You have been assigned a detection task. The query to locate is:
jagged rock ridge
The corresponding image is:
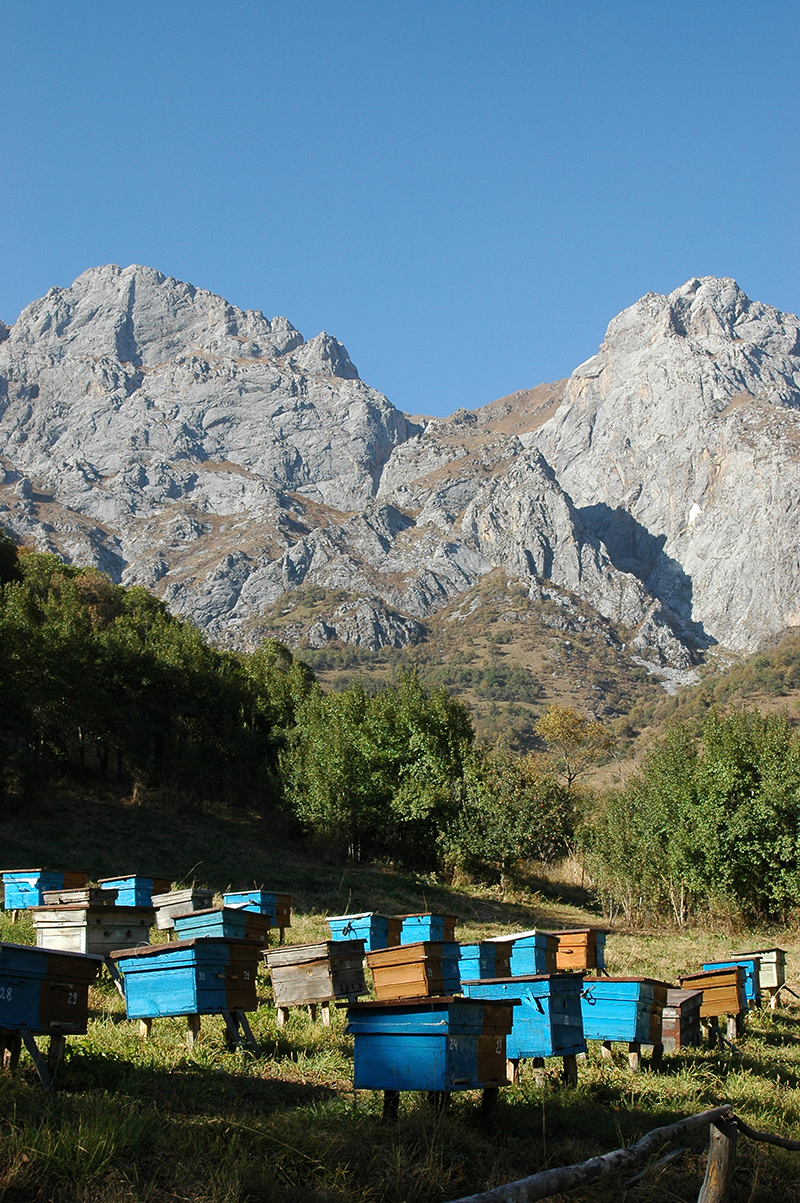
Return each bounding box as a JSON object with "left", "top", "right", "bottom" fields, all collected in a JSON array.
[{"left": 1, "top": 266, "right": 798, "bottom": 673}]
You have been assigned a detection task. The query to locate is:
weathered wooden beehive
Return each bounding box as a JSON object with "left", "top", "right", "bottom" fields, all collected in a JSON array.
[
  {"left": 485, "top": 930, "right": 558, "bottom": 976},
  {"left": 2, "top": 870, "right": 87, "bottom": 910},
  {"left": 97, "top": 875, "right": 172, "bottom": 907},
  {"left": 111, "top": 938, "right": 260, "bottom": 1018},
  {"left": 32, "top": 903, "right": 155, "bottom": 956},
  {"left": 223, "top": 890, "right": 292, "bottom": 940},
  {"left": 151, "top": 887, "right": 214, "bottom": 931},
  {"left": 396, "top": 914, "right": 457, "bottom": 944},
  {"left": 462, "top": 974, "right": 586, "bottom": 1082},
  {"left": 173, "top": 906, "right": 271, "bottom": 946},
  {"left": 458, "top": 941, "right": 512, "bottom": 983},
  {"left": 545, "top": 927, "right": 607, "bottom": 972},
  {"left": 326, "top": 911, "right": 402, "bottom": 951},
  {"left": 42, "top": 887, "right": 118, "bottom": 907},
  {"left": 580, "top": 977, "right": 669, "bottom": 1069},
  {"left": 679, "top": 966, "right": 746, "bottom": 1020},
  {"left": 345, "top": 997, "right": 514, "bottom": 1094},
  {"left": 266, "top": 939, "right": 367, "bottom": 1024},
  {"left": 367, "top": 941, "right": 460, "bottom": 1001},
  {"left": 661, "top": 988, "right": 703, "bottom": 1050},
  {"left": 730, "top": 947, "right": 786, "bottom": 1006},
  {"left": 0, "top": 941, "right": 102, "bottom": 1087},
  {"left": 703, "top": 957, "right": 760, "bottom": 1007}
]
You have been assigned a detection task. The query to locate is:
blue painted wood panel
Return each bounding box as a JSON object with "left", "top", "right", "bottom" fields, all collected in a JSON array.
[
  {"left": 3, "top": 871, "right": 66, "bottom": 909},
  {"left": 398, "top": 915, "right": 456, "bottom": 943},
  {"left": 0, "top": 942, "right": 101, "bottom": 1032},
  {"left": 112, "top": 939, "right": 259, "bottom": 1018},
  {"left": 463, "top": 976, "right": 586, "bottom": 1058},
  {"left": 327, "top": 912, "right": 398, "bottom": 951},
  {"left": 703, "top": 959, "right": 760, "bottom": 1006},
  {"left": 580, "top": 979, "right": 665, "bottom": 1043}
]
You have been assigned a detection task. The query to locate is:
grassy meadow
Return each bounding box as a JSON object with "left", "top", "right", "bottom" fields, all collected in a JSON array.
[{"left": 1, "top": 792, "right": 800, "bottom": 1202}]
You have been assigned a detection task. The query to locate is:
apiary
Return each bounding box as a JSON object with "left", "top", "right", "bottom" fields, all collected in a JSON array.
[
  {"left": 367, "top": 941, "right": 460, "bottom": 1001},
  {"left": 32, "top": 903, "right": 155, "bottom": 956},
  {"left": 222, "top": 890, "right": 292, "bottom": 938},
  {"left": 345, "top": 996, "right": 514, "bottom": 1094},
  {"left": 545, "top": 927, "right": 607, "bottom": 972},
  {"left": 173, "top": 906, "right": 272, "bottom": 946},
  {"left": 266, "top": 939, "right": 367, "bottom": 1023},
  {"left": 151, "top": 887, "right": 214, "bottom": 931},
  {"left": 731, "top": 947, "right": 786, "bottom": 1005},
  {"left": 679, "top": 966, "right": 746, "bottom": 1019},
  {"left": 326, "top": 911, "right": 402, "bottom": 951},
  {"left": 661, "top": 988, "right": 703, "bottom": 1050},
  {"left": 462, "top": 974, "right": 586, "bottom": 1081},
  {"left": 110, "top": 937, "right": 260, "bottom": 1017},
  {"left": 2, "top": 870, "right": 87, "bottom": 910},
  {"left": 580, "top": 977, "right": 668, "bottom": 1045},
  {"left": 485, "top": 930, "right": 558, "bottom": 976},
  {"left": 397, "top": 913, "right": 457, "bottom": 944},
  {"left": 98, "top": 875, "right": 171, "bottom": 908},
  {"left": 703, "top": 957, "right": 761, "bottom": 1007},
  {"left": 458, "top": 941, "right": 512, "bottom": 983}
]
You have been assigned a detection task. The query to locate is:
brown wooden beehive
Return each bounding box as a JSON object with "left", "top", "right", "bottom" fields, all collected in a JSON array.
[
  {"left": 545, "top": 927, "right": 608, "bottom": 972},
  {"left": 367, "top": 941, "right": 458, "bottom": 1001},
  {"left": 679, "top": 966, "right": 746, "bottom": 1017},
  {"left": 661, "top": 988, "right": 703, "bottom": 1050},
  {"left": 266, "top": 940, "right": 367, "bottom": 1008}
]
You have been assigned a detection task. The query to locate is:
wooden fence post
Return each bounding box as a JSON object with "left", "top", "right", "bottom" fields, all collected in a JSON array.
[{"left": 697, "top": 1118, "right": 738, "bottom": 1203}]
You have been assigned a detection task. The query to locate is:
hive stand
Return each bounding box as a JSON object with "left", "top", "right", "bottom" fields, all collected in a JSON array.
[
  {"left": 599, "top": 1040, "right": 664, "bottom": 1072},
  {"left": 506, "top": 1053, "right": 579, "bottom": 1086},
  {"left": 381, "top": 1086, "right": 500, "bottom": 1120},
  {"left": 0, "top": 1029, "right": 67, "bottom": 1090},
  {"left": 138, "top": 1009, "right": 259, "bottom": 1053}
]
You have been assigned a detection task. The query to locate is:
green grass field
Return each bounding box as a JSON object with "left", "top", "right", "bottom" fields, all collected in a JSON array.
[{"left": 1, "top": 793, "right": 799, "bottom": 1202}]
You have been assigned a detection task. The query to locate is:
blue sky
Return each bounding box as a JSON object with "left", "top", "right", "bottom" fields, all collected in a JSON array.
[{"left": 2, "top": 1, "right": 798, "bottom": 416}]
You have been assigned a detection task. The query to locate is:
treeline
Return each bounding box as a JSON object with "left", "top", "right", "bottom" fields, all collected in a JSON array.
[
  {"left": 0, "top": 536, "right": 571, "bottom": 876},
  {"left": 583, "top": 709, "right": 800, "bottom": 925}
]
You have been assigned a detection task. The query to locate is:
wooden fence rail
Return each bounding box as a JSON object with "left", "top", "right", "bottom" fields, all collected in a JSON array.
[{"left": 445, "top": 1103, "right": 800, "bottom": 1203}]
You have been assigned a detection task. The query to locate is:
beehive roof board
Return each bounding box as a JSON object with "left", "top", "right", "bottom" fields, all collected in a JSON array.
[
  {"left": 222, "top": 891, "right": 292, "bottom": 926},
  {"left": 580, "top": 977, "right": 670, "bottom": 1044},
  {"left": 703, "top": 958, "right": 761, "bottom": 1006},
  {"left": 463, "top": 974, "right": 587, "bottom": 1059},
  {"left": 367, "top": 941, "right": 460, "bottom": 1001},
  {"left": 346, "top": 997, "right": 515, "bottom": 1092},
  {"left": 266, "top": 940, "right": 367, "bottom": 1006},
  {"left": 110, "top": 938, "right": 261, "bottom": 1018},
  {"left": 151, "top": 888, "right": 215, "bottom": 931},
  {"left": 679, "top": 966, "right": 747, "bottom": 1017},
  {"left": 42, "top": 887, "right": 118, "bottom": 907},
  {"left": 0, "top": 942, "right": 102, "bottom": 1033}
]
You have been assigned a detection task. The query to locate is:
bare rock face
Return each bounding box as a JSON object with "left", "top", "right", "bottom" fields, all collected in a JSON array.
[
  {"left": 534, "top": 277, "right": 800, "bottom": 650},
  {"left": 2, "top": 266, "right": 799, "bottom": 673}
]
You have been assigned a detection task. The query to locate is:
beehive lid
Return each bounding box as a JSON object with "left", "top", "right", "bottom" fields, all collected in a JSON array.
[
  {"left": 267, "top": 940, "right": 364, "bottom": 967},
  {"left": 1, "top": 940, "right": 103, "bottom": 964},
  {"left": 109, "top": 936, "right": 260, "bottom": 959},
  {"left": 367, "top": 941, "right": 444, "bottom": 967}
]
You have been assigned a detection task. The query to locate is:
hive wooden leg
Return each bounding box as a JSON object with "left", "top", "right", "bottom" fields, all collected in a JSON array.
[
  {"left": 235, "top": 1009, "right": 260, "bottom": 1054},
  {"left": 279, "top": 927, "right": 286, "bottom": 945},
  {"left": 650, "top": 1042, "right": 664, "bottom": 1071},
  {"left": 321, "top": 1001, "right": 331, "bottom": 1027},
  {"left": 532, "top": 1056, "right": 546, "bottom": 1086},
  {"left": 383, "top": 1090, "right": 400, "bottom": 1120},
  {"left": 506, "top": 1057, "right": 519, "bottom": 1084},
  {"left": 727, "top": 1014, "right": 739, "bottom": 1042},
  {"left": 481, "top": 1086, "right": 499, "bottom": 1120},
  {"left": 276, "top": 1006, "right": 289, "bottom": 1027},
  {"left": 308, "top": 1003, "right": 317, "bottom": 1022},
  {"left": 186, "top": 1014, "right": 202, "bottom": 1048},
  {"left": 562, "top": 1054, "right": 578, "bottom": 1086},
  {"left": 601, "top": 1040, "right": 614, "bottom": 1060},
  {"left": 707, "top": 1017, "right": 720, "bottom": 1048},
  {"left": 628, "top": 1042, "right": 641, "bottom": 1072},
  {"left": 47, "top": 1034, "right": 66, "bottom": 1081},
  {"left": 138, "top": 1019, "right": 152, "bottom": 1040}
]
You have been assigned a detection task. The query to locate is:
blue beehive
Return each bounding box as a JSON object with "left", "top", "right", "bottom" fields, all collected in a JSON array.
[
  {"left": 486, "top": 930, "right": 558, "bottom": 976},
  {"left": 441, "top": 942, "right": 461, "bottom": 994},
  {"left": 458, "top": 942, "right": 510, "bottom": 983},
  {"left": 326, "top": 912, "right": 402, "bottom": 951},
  {"left": 2, "top": 870, "right": 87, "bottom": 910},
  {"left": 398, "top": 914, "right": 456, "bottom": 944},
  {"left": 463, "top": 975, "right": 586, "bottom": 1059},
  {"left": 346, "top": 997, "right": 514, "bottom": 1091},
  {"left": 580, "top": 978, "right": 669, "bottom": 1044},
  {"left": 173, "top": 907, "right": 271, "bottom": 945},
  {"left": 223, "top": 890, "right": 292, "bottom": 932},
  {"left": 98, "top": 875, "right": 171, "bottom": 907},
  {"left": 703, "top": 958, "right": 761, "bottom": 1007},
  {"left": 0, "top": 942, "right": 102, "bottom": 1032},
  {"left": 110, "top": 938, "right": 261, "bottom": 1019}
]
